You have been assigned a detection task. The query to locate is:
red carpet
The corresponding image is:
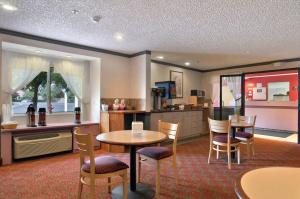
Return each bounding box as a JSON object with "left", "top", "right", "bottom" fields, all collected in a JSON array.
[{"left": 1, "top": 136, "right": 300, "bottom": 199}]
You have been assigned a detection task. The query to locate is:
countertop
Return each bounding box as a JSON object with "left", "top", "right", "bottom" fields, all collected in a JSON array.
[
  {"left": 1, "top": 121, "right": 99, "bottom": 133},
  {"left": 101, "top": 110, "right": 146, "bottom": 114},
  {"left": 151, "top": 108, "right": 208, "bottom": 113}
]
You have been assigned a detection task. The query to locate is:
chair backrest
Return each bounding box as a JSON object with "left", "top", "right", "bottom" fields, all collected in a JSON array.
[
  {"left": 74, "top": 127, "right": 96, "bottom": 174},
  {"left": 158, "top": 120, "right": 179, "bottom": 153},
  {"left": 229, "top": 115, "right": 256, "bottom": 133},
  {"left": 208, "top": 118, "right": 231, "bottom": 144}
]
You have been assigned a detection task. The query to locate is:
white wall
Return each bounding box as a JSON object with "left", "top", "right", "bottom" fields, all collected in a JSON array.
[
  {"left": 0, "top": 33, "right": 132, "bottom": 124},
  {"left": 151, "top": 62, "right": 202, "bottom": 104}
]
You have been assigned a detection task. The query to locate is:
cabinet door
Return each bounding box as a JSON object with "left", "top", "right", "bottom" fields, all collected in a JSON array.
[
  {"left": 109, "top": 113, "right": 124, "bottom": 131},
  {"left": 150, "top": 113, "right": 162, "bottom": 131}
]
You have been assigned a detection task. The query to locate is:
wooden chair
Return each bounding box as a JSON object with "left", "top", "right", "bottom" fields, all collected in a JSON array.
[
  {"left": 74, "top": 127, "right": 128, "bottom": 199},
  {"left": 229, "top": 115, "right": 256, "bottom": 158},
  {"left": 208, "top": 118, "right": 241, "bottom": 169},
  {"left": 137, "top": 120, "right": 179, "bottom": 195}
]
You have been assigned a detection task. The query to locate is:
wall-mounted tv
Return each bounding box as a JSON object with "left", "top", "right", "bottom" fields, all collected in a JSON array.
[{"left": 155, "top": 81, "right": 176, "bottom": 99}]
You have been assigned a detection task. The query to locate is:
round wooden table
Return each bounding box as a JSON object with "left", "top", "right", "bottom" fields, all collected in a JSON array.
[
  {"left": 235, "top": 167, "right": 300, "bottom": 199},
  {"left": 96, "top": 130, "right": 167, "bottom": 199}
]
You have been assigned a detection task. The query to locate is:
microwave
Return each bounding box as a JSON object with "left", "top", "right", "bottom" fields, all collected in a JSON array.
[{"left": 191, "top": 90, "right": 205, "bottom": 97}]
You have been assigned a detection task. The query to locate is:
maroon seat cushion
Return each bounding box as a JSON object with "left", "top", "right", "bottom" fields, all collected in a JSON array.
[
  {"left": 82, "top": 156, "right": 128, "bottom": 174},
  {"left": 236, "top": 131, "right": 253, "bottom": 139},
  {"left": 137, "top": 146, "right": 173, "bottom": 160},
  {"left": 213, "top": 135, "right": 240, "bottom": 144}
]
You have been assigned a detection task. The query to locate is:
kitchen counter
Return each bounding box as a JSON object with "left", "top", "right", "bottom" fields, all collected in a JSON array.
[
  {"left": 102, "top": 110, "right": 146, "bottom": 114},
  {"left": 151, "top": 108, "right": 208, "bottom": 113}
]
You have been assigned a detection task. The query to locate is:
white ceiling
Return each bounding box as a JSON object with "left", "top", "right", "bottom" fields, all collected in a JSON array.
[{"left": 0, "top": 0, "right": 300, "bottom": 69}]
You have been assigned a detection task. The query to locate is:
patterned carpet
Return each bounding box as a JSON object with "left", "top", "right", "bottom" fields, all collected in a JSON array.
[{"left": 1, "top": 135, "right": 300, "bottom": 199}]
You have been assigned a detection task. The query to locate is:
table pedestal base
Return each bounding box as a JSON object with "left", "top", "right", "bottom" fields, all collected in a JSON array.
[{"left": 112, "top": 183, "right": 155, "bottom": 199}]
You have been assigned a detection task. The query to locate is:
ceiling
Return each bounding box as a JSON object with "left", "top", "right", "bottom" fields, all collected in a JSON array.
[{"left": 0, "top": 0, "right": 300, "bottom": 69}]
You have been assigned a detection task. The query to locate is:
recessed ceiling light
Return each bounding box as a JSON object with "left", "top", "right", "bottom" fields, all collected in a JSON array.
[
  {"left": 71, "top": 9, "right": 79, "bottom": 14},
  {"left": 91, "top": 15, "right": 102, "bottom": 23},
  {"left": 157, "top": 56, "right": 164, "bottom": 60},
  {"left": 66, "top": 55, "right": 72, "bottom": 58},
  {"left": 35, "top": 50, "right": 41, "bottom": 53},
  {"left": 2, "top": 3, "right": 18, "bottom": 11},
  {"left": 184, "top": 62, "right": 191, "bottom": 66},
  {"left": 114, "top": 32, "right": 124, "bottom": 41}
]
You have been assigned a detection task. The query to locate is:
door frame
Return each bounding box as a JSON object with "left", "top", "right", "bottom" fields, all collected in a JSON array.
[{"left": 219, "top": 74, "right": 245, "bottom": 120}]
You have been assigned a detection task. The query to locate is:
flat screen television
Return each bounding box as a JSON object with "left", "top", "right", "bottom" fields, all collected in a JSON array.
[{"left": 155, "top": 81, "right": 176, "bottom": 99}]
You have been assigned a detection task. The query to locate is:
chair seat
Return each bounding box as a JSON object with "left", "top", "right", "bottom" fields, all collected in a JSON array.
[
  {"left": 82, "top": 156, "right": 129, "bottom": 174},
  {"left": 236, "top": 131, "right": 253, "bottom": 139},
  {"left": 137, "top": 146, "right": 173, "bottom": 160},
  {"left": 213, "top": 135, "right": 240, "bottom": 144}
]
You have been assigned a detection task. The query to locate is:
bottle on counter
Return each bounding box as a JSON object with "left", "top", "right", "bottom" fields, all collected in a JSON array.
[
  {"left": 26, "top": 104, "right": 36, "bottom": 127},
  {"left": 74, "top": 107, "right": 81, "bottom": 124},
  {"left": 38, "top": 108, "right": 47, "bottom": 126}
]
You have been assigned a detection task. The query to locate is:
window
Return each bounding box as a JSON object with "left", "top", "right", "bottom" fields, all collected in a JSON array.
[{"left": 12, "top": 67, "right": 78, "bottom": 114}]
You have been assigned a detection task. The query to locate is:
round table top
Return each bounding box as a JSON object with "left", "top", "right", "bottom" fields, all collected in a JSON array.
[
  {"left": 231, "top": 121, "right": 253, "bottom": 128},
  {"left": 235, "top": 167, "right": 300, "bottom": 199},
  {"left": 96, "top": 130, "right": 167, "bottom": 146}
]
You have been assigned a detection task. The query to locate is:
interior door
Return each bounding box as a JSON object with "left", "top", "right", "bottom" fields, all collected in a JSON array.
[{"left": 220, "top": 74, "right": 245, "bottom": 120}]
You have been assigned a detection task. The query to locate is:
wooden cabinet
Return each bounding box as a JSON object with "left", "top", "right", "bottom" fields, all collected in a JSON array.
[
  {"left": 100, "top": 111, "right": 146, "bottom": 152},
  {"left": 150, "top": 110, "right": 208, "bottom": 140}
]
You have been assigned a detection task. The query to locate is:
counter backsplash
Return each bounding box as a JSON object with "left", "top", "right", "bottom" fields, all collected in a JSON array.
[{"left": 100, "top": 98, "right": 145, "bottom": 110}]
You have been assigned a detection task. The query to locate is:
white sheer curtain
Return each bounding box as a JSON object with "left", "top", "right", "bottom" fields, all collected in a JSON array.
[
  {"left": 1, "top": 51, "right": 49, "bottom": 103},
  {"left": 53, "top": 60, "right": 90, "bottom": 104}
]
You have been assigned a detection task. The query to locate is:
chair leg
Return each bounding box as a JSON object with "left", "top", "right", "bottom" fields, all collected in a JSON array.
[
  {"left": 138, "top": 154, "right": 141, "bottom": 183},
  {"left": 172, "top": 155, "right": 179, "bottom": 184},
  {"left": 77, "top": 176, "right": 83, "bottom": 199},
  {"left": 156, "top": 160, "right": 161, "bottom": 195},
  {"left": 227, "top": 146, "right": 231, "bottom": 170},
  {"left": 247, "top": 141, "right": 251, "bottom": 159},
  {"left": 90, "top": 178, "right": 96, "bottom": 199},
  {"left": 208, "top": 142, "right": 213, "bottom": 164},
  {"left": 108, "top": 177, "right": 111, "bottom": 193},
  {"left": 237, "top": 146, "right": 240, "bottom": 165},
  {"left": 216, "top": 145, "right": 219, "bottom": 159},
  {"left": 251, "top": 141, "right": 255, "bottom": 157},
  {"left": 122, "top": 171, "right": 128, "bottom": 199}
]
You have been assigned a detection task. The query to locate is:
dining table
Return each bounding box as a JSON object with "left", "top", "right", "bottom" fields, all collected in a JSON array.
[
  {"left": 235, "top": 167, "right": 300, "bottom": 199},
  {"left": 96, "top": 130, "right": 167, "bottom": 199}
]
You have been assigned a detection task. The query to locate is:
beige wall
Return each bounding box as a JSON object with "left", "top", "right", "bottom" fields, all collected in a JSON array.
[{"left": 151, "top": 62, "right": 202, "bottom": 104}]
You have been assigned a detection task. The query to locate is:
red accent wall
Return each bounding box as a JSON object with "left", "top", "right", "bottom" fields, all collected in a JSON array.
[{"left": 245, "top": 70, "right": 298, "bottom": 101}]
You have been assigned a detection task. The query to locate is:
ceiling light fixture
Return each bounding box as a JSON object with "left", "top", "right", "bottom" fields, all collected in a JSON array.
[
  {"left": 157, "top": 56, "right": 164, "bottom": 60},
  {"left": 66, "top": 55, "right": 72, "bottom": 58},
  {"left": 114, "top": 32, "right": 124, "bottom": 41},
  {"left": 184, "top": 62, "right": 191, "bottom": 66},
  {"left": 35, "top": 50, "right": 41, "bottom": 53},
  {"left": 91, "top": 15, "right": 102, "bottom": 23},
  {"left": 2, "top": 3, "right": 18, "bottom": 11},
  {"left": 71, "top": 9, "right": 79, "bottom": 14}
]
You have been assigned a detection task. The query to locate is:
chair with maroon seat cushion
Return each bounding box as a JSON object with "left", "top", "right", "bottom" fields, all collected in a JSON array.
[
  {"left": 137, "top": 120, "right": 179, "bottom": 195},
  {"left": 229, "top": 115, "right": 256, "bottom": 158},
  {"left": 74, "top": 128, "right": 128, "bottom": 199},
  {"left": 208, "top": 118, "right": 241, "bottom": 169}
]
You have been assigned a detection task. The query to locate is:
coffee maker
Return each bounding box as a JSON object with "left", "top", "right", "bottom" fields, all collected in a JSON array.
[{"left": 151, "top": 88, "right": 164, "bottom": 110}]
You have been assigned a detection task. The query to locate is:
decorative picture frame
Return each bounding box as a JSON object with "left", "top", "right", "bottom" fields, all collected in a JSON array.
[{"left": 170, "top": 70, "right": 183, "bottom": 98}]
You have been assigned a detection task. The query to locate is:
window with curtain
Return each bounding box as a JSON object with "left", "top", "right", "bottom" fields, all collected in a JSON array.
[
  {"left": 2, "top": 51, "right": 90, "bottom": 115},
  {"left": 12, "top": 67, "right": 78, "bottom": 114}
]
